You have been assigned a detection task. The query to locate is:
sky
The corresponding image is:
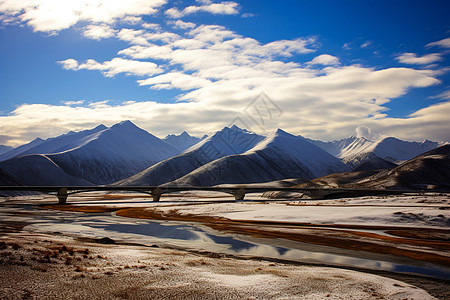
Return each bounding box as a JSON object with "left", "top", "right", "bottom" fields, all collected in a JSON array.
[{"left": 0, "top": 0, "right": 449, "bottom": 147}]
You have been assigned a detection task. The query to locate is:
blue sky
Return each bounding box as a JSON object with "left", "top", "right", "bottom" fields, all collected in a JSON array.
[{"left": 0, "top": 0, "right": 449, "bottom": 146}]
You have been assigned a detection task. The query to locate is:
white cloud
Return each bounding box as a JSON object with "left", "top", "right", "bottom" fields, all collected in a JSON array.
[
  {"left": 63, "top": 100, "right": 85, "bottom": 106},
  {"left": 121, "top": 16, "right": 143, "bottom": 25},
  {"left": 138, "top": 72, "right": 212, "bottom": 90},
  {"left": 82, "top": 24, "right": 117, "bottom": 40},
  {"left": 241, "top": 13, "right": 255, "bottom": 18},
  {"left": 0, "top": 0, "right": 167, "bottom": 32},
  {"left": 59, "top": 58, "right": 163, "bottom": 77},
  {"left": 431, "top": 89, "right": 450, "bottom": 100},
  {"left": 142, "top": 23, "right": 161, "bottom": 30},
  {"left": 117, "top": 28, "right": 180, "bottom": 46},
  {"left": 169, "top": 20, "right": 196, "bottom": 30},
  {"left": 1, "top": 2, "right": 448, "bottom": 145},
  {"left": 165, "top": 1, "right": 239, "bottom": 18},
  {"left": 59, "top": 58, "right": 79, "bottom": 70},
  {"left": 396, "top": 52, "right": 443, "bottom": 65},
  {"left": 361, "top": 41, "right": 372, "bottom": 48},
  {"left": 308, "top": 54, "right": 340, "bottom": 66},
  {"left": 426, "top": 37, "right": 450, "bottom": 48}
]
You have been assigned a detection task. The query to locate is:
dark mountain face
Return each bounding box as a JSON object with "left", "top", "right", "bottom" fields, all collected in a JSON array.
[
  {"left": 353, "top": 157, "right": 397, "bottom": 171},
  {"left": 290, "top": 144, "right": 450, "bottom": 191},
  {"left": 0, "top": 168, "right": 22, "bottom": 186},
  {"left": 362, "top": 144, "right": 450, "bottom": 190}
]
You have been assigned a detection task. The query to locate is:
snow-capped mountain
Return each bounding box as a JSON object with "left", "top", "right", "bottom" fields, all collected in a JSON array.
[
  {"left": 163, "top": 131, "right": 201, "bottom": 153},
  {"left": 0, "top": 145, "right": 13, "bottom": 156},
  {"left": 342, "top": 137, "right": 440, "bottom": 168},
  {"left": 355, "top": 144, "right": 450, "bottom": 190},
  {"left": 308, "top": 136, "right": 374, "bottom": 159},
  {"left": 0, "top": 138, "right": 45, "bottom": 161},
  {"left": 0, "top": 125, "right": 107, "bottom": 161},
  {"left": 0, "top": 121, "right": 179, "bottom": 185},
  {"left": 310, "top": 136, "right": 440, "bottom": 169},
  {"left": 118, "top": 125, "right": 265, "bottom": 186},
  {"left": 170, "top": 129, "right": 350, "bottom": 186}
]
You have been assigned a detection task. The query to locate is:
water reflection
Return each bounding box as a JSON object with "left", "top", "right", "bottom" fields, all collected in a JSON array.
[{"left": 10, "top": 208, "right": 450, "bottom": 280}]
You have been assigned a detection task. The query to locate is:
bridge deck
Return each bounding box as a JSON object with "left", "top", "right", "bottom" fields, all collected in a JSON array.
[{"left": 0, "top": 185, "right": 425, "bottom": 204}]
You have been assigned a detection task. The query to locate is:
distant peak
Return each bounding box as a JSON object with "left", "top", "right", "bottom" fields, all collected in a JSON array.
[
  {"left": 180, "top": 131, "right": 190, "bottom": 137},
  {"left": 119, "top": 120, "right": 134, "bottom": 126},
  {"left": 380, "top": 136, "right": 399, "bottom": 142},
  {"left": 94, "top": 124, "right": 107, "bottom": 131},
  {"left": 274, "top": 128, "right": 292, "bottom": 136},
  {"left": 110, "top": 120, "right": 137, "bottom": 129}
]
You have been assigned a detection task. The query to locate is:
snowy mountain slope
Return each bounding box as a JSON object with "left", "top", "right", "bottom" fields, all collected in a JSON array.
[
  {"left": 170, "top": 129, "right": 350, "bottom": 186},
  {"left": 163, "top": 131, "right": 201, "bottom": 153},
  {"left": 45, "top": 121, "right": 179, "bottom": 184},
  {"left": 0, "top": 145, "right": 13, "bottom": 156},
  {"left": 0, "top": 125, "right": 107, "bottom": 161},
  {"left": 118, "top": 125, "right": 264, "bottom": 186},
  {"left": 0, "top": 138, "right": 45, "bottom": 161},
  {"left": 308, "top": 136, "right": 374, "bottom": 159},
  {"left": 310, "top": 136, "right": 440, "bottom": 169},
  {"left": 343, "top": 137, "right": 440, "bottom": 168},
  {"left": 0, "top": 121, "right": 179, "bottom": 185},
  {"left": 0, "top": 154, "right": 93, "bottom": 186}
]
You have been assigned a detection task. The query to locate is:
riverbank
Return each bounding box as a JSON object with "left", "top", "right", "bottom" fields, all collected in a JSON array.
[
  {"left": 1, "top": 193, "right": 449, "bottom": 298},
  {"left": 0, "top": 230, "right": 443, "bottom": 299}
]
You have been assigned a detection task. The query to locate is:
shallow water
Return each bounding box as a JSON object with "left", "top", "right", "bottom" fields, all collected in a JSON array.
[{"left": 4, "top": 205, "right": 449, "bottom": 280}]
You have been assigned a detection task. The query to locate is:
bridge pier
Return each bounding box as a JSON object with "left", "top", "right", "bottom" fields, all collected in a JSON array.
[
  {"left": 151, "top": 187, "right": 162, "bottom": 202},
  {"left": 57, "top": 188, "right": 68, "bottom": 204},
  {"left": 306, "top": 189, "right": 326, "bottom": 200},
  {"left": 233, "top": 188, "right": 246, "bottom": 201}
]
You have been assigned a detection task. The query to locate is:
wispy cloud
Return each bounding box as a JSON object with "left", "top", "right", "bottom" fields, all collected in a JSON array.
[
  {"left": 396, "top": 52, "right": 443, "bottom": 65},
  {"left": 426, "top": 37, "right": 450, "bottom": 48},
  {"left": 63, "top": 100, "right": 85, "bottom": 106},
  {"left": 165, "top": 1, "right": 239, "bottom": 18},
  {"left": 360, "top": 41, "right": 372, "bottom": 48},
  {"left": 82, "top": 24, "right": 117, "bottom": 40},
  {"left": 59, "top": 58, "right": 163, "bottom": 77}
]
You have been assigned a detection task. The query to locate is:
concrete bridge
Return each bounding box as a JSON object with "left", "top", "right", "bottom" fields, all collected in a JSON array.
[{"left": 0, "top": 185, "right": 422, "bottom": 204}]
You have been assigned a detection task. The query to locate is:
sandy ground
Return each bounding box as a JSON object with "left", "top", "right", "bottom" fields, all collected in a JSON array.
[
  {"left": 1, "top": 193, "right": 450, "bottom": 299},
  {"left": 0, "top": 231, "right": 442, "bottom": 300}
]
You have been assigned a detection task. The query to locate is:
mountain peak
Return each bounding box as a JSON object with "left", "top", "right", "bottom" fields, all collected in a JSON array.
[
  {"left": 94, "top": 124, "right": 107, "bottom": 131},
  {"left": 180, "top": 131, "right": 190, "bottom": 137},
  {"left": 110, "top": 120, "right": 139, "bottom": 131}
]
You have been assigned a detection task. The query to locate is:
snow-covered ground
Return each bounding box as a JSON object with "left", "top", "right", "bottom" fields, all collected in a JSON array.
[
  {"left": 143, "top": 194, "right": 450, "bottom": 228},
  {"left": 0, "top": 232, "right": 437, "bottom": 300}
]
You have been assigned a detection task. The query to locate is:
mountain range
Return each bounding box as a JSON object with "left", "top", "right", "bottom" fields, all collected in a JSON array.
[
  {"left": 163, "top": 131, "right": 202, "bottom": 153},
  {"left": 287, "top": 144, "right": 450, "bottom": 192},
  {"left": 118, "top": 125, "right": 265, "bottom": 186},
  {"left": 0, "top": 121, "right": 445, "bottom": 187},
  {"left": 170, "top": 129, "right": 348, "bottom": 186},
  {"left": 309, "top": 136, "right": 441, "bottom": 168},
  {"left": 0, "top": 121, "right": 178, "bottom": 185}
]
